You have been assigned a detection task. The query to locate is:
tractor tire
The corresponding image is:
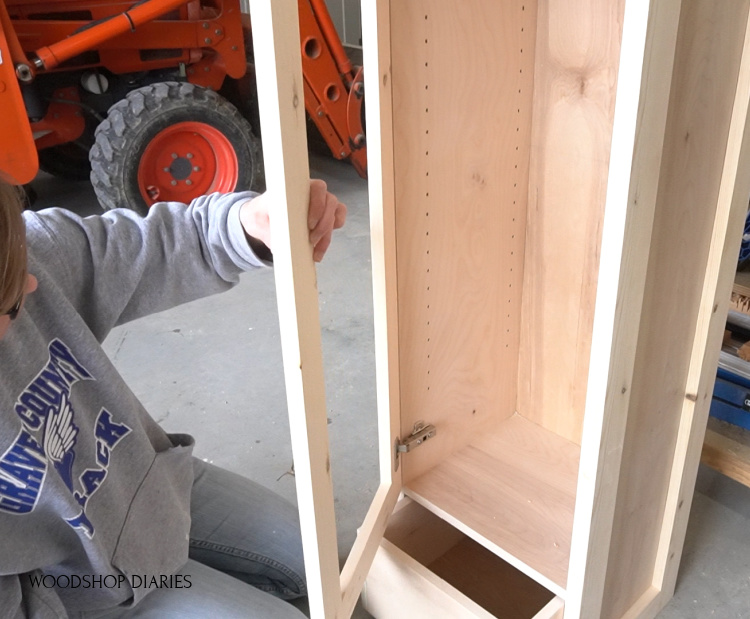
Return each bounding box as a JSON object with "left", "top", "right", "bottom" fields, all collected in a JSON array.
[
  {"left": 90, "top": 82, "right": 263, "bottom": 214},
  {"left": 38, "top": 141, "right": 92, "bottom": 182}
]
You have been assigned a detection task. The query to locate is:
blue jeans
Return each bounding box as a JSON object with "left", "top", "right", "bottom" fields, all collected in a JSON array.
[{"left": 85, "top": 458, "right": 307, "bottom": 618}]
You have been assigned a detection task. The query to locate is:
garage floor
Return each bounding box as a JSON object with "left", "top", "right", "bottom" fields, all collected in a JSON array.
[{"left": 29, "top": 153, "right": 750, "bottom": 617}]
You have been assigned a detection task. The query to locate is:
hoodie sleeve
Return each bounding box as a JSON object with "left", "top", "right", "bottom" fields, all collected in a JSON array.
[
  {"left": 23, "top": 192, "right": 268, "bottom": 341},
  {"left": 1, "top": 572, "right": 68, "bottom": 619}
]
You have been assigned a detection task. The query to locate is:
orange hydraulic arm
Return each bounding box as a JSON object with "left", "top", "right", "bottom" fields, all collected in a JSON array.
[
  {"left": 298, "top": 0, "right": 366, "bottom": 178},
  {"left": 32, "top": 0, "right": 193, "bottom": 71},
  {"left": 308, "top": 0, "right": 352, "bottom": 78}
]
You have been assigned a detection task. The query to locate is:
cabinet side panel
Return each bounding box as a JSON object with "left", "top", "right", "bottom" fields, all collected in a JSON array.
[
  {"left": 518, "top": 0, "right": 625, "bottom": 444},
  {"left": 602, "top": 3, "right": 750, "bottom": 616},
  {"left": 390, "top": 0, "right": 536, "bottom": 483}
]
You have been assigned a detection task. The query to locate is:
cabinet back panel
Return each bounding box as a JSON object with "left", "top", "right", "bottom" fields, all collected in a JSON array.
[
  {"left": 518, "top": 0, "right": 626, "bottom": 444},
  {"left": 602, "top": 2, "right": 750, "bottom": 615},
  {"left": 390, "top": 0, "right": 536, "bottom": 483}
]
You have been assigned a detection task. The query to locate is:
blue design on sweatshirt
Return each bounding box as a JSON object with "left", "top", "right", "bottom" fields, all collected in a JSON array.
[
  {"left": 65, "top": 409, "right": 131, "bottom": 538},
  {"left": 0, "top": 430, "right": 47, "bottom": 514},
  {"left": 0, "top": 339, "right": 132, "bottom": 539},
  {"left": 43, "top": 391, "right": 79, "bottom": 491}
]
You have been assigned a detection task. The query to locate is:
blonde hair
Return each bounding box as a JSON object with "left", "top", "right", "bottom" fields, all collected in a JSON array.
[{"left": 0, "top": 181, "right": 27, "bottom": 314}]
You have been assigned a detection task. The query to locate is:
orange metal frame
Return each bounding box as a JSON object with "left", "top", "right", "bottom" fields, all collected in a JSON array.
[
  {"left": 0, "top": 0, "right": 366, "bottom": 186},
  {"left": 8, "top": 0, "right": 246, "bottom": 86},
  {"left": 298, "top": 0, "right": 366, "bottom": 177},
  {"left": 0, "top": 9, "right": 37, "bottom": 184}
]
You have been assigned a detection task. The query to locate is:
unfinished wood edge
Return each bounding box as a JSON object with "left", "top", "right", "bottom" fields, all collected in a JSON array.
[
  {"left": 535, "top": 596, "right": 565, "bottom": 619},
  {"left": 361, "top": 0, "right": 402, "bottom": 491},
  {"left": 701, "top": 429, "right": 750, "bottom": 488},
  {"left": 617, "top": 586, "right": 667, "bottom": 619},
  {"left": 339, "top": 483, "right": 401, "bottom": 618},
  {"left": 248, "top": 1, "right": 340, "bottom": 617},
  {"left": 565, "top": 2, "right": 682, "bottom": 617},
  {"left": 364, "top": 538, "right": 498, "bottom": 619},
  {"left": 402, "top": 489, "right": 566, "bottom": 599},
  {"left": 730, "top": 272, "right": 750, "bottom": 314},
  {"left": 652, "top": 5, "right": 750, "bottom": 598}
]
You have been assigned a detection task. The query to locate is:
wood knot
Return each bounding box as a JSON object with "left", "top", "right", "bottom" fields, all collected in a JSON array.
[
  {"left": 685, "top": 393, "right": 698, "bottom": 402},
  {"left": 471, "top": 172, "right": 486, "bottom": 187}
]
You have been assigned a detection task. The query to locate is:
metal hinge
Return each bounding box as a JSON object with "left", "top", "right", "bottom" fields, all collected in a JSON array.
[{"left": 394, "top": 421, "right": 436, "bottom": 471}]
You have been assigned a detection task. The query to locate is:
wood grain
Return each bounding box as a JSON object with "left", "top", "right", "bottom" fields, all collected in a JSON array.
[
  {"left": 602, "top": 3, "right": 750, "bottom": 616},
  {"left": 564, "top": 1, "right": 681, "bottom": 616},
  {"left": 248, "top": 1, "right": 339, "bottom": 616},
  {"left": 518, "top": 0, "right": 625, "bottom": 444},
  {"left": 361, "top": 0, "right": 403, "bottom": 487},
  {"left": 336, "top": 1, "right": 405, "bottom": 614},
  {"left": 429, "top": 539, "right": 555, "bottom": 618},
  {"left": 363, "top": 538, "right": 498, "bottom": 619},
  {"left": 405, "top": 415, "right": 579, "bottom": 595},
  {"left": 365, "top": 498, "right": 560, "bottom": 618},
  {"left": 653, "top": 6, "right": 750, "bottom": 603},
  {"left": 702, "top": 428, "right": 750, "bottom": 488},
  {"left": 730, "top": 271, "right": 750, "bottom": 315},
  {"left": 389, "top": 0, "right": 537, "bottom": 484}
]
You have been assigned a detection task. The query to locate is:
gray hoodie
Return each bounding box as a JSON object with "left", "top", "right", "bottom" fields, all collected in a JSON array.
[{"left": 0, "top": 192, "right": 264, "bottom": 617}]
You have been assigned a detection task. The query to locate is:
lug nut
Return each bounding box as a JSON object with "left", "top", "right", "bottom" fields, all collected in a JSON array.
[
  {"left": 186, "top": 180, "right": 193, "bottom": 186},
  {"left": 171, "top": 180, "right": 177, "bottom": 186},
  {"left": 193, "top": 166, "right": 200, "bottom": 171},
  {"left": 171, "top": 153, "right": 178, "bottom": 159},
  {"left": 186, "top": 153, "right": 194, "bottom": 159}
]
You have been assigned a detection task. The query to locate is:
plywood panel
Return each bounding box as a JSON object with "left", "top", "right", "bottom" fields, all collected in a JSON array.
[
  {"left": 429, "top": 539, "right": 555, "bottom": 618},
  {"left": 601, "top": 3, "right": 750, "bottom": 616},
  {"left": 564, "top": 1, "right": 682, "bottom": 615},
  {"left": 702, "top": 427, "right": 750, "bottom": 489},
  {"left": 390, "top": 0, "right": 537, "bottom": 483},
  {"left": 370, "top": 498, "right": 557, "bottom": 618},
  {"left": 406, "top": 415, "right": 579, "bottom": 595},
  {"left": 518, "top": 0, "right": 625, "bottom": 444},
  {"left": 363, "top": 539, "right": 498, "bottom": 619}
]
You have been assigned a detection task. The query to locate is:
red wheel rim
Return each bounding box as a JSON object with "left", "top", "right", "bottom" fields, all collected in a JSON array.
[{"left": 138, "top": 121, "right": 239, "bottom": 205}]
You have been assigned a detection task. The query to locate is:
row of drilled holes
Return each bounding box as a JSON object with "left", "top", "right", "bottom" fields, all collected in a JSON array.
[{"left": 423, "top": 5, "right": 527, "bottom": 389}]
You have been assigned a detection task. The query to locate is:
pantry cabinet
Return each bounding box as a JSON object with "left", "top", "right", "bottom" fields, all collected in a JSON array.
[{"left": 250, "top": 1, "right": 750, "bottom": 617}]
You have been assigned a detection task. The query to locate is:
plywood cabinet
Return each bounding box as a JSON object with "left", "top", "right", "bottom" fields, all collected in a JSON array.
[{"left": 250, "top": 0, "right": 750, "bottom": 617}]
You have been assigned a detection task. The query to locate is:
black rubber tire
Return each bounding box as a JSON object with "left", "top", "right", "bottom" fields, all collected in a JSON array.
[
  {"left": 90, "top": 81, "right": 263, "bottom": 214},
  {"left": 38, "top": 141, "right": 92, "bottom": 181}
]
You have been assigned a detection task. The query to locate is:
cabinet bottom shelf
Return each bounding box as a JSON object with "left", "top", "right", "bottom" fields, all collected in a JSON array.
[
  {"left": 364, "top": 497, "right": 565, "bottom": 618},
  {"left": 404, "top": 413, "right": 580, "bottom": 596}
]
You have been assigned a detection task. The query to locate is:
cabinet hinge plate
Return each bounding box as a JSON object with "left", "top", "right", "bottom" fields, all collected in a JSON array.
[{"left": 394, "top": 421, "right": 436, "bottom": 470}]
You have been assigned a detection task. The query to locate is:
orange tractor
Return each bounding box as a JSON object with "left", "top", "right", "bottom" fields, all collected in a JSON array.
[{"left": 0, "top": 0, "right": 366, "bottom": 213}]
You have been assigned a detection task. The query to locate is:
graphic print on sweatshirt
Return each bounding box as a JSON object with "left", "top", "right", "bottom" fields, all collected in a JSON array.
[{"left": 0, "top": 339, "right": 132, "bottom": 538}]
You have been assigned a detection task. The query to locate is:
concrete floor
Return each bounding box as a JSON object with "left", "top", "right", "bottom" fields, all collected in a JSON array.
[{"left": 29, "top": 153, "right": 750, "bottom": 617}]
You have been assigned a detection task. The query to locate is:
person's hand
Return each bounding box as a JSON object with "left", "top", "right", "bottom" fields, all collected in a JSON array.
[
  {"left": 307, "top": 179, "right": 347, "bottom": 262},
  {"left": 239, "top": 179, "right": 347, "bottom": 262}
]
